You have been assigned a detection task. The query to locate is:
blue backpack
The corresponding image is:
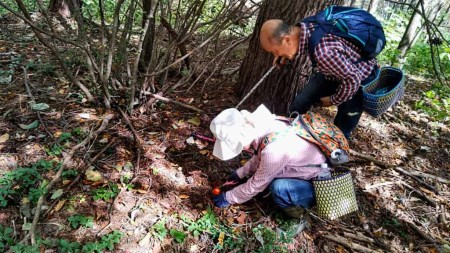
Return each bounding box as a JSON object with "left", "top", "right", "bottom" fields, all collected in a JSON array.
[{"left": 302, "top": 5, "right": 386, "bottom": 62}]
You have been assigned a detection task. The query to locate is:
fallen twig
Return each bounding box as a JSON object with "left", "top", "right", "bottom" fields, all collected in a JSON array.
[
  {"left": 322, "top": 233, "right": 382, "bottom": 253},
  {"left": 342, "top": 231, "right": 375, "bottom": 244},
  {"left": 28, "top": 114, "right": 115, "bottom": 245},
  {"left": 43, "top": 138, "right": 117, "bottom": 218},
  {"left": 406, "top": 169, "right": 450, "bottom": 184},
  {"left": 117, "top": 107, "right": 142, "bottom": 185},
  {"left": 404, "top": 220, "right": 436, "bottom": 244},
  {"left": 364, "top": 181, "right": 395, "bottom": 190},
  {"left": 349, "top": 149, "right": 391, "bottom": 168},
  {"left": 143, "top": 92, "right": 204, "bottom": 113},
  {"left": 96, "top": 186, "right": 126, "bottom": 237},
  {"left": 22, "top": 66, "right": 54, "bottom": 139},
  {"left": 350, "top": 150, "right": 439, "bottom": 194},
  {"left": 397, "top": 181, "right": 437, "bottom": 207},
  {"left": 394, "top": 167, "right": 439, "bottom": 194}
]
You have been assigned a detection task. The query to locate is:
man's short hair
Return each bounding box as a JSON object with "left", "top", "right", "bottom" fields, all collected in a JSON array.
[{"left": 269, "top": 21, "right": 291, "bottom": 45}]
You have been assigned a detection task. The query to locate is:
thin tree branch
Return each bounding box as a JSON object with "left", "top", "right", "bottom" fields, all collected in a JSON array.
[
  {"left": 29, "top": 114, "right": 115, "bottom": 245},
  {"left": 143, "top": 92, "right": 204, "bottom": 113}
]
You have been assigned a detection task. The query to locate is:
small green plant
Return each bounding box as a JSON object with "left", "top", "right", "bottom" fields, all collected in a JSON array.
[
  {"left": 415, "top": 84, "right": 450, "bottom": 120},
  {"left": 46, "top": 144, "right": 64, "bottom": 156},
  {"left": 0, "top": 166, "right": 42, "bottom": 207},
  {"left": 25, "top": 59, "right": 56, "bottom": 76},
  {"left": 82, "top": 230, "right": 123, "bottom": 253},
  {"left": 9, "top": 243, "right": 39, "bottom": 253},
  {"left": 72, "top": 127, "right": 86, "bottom": 138},
  {"left": 181, "top": 207, "right": 219, "bottom": 238},
  {"left": 58, "top": 132, "right": 72, "bottom": 143},
  {"left": 152, "top": 219, "right": 168, "bottom": 241},
  {"left": 68, "top": 214, "right": 94, "bottom": 229},
  {"left": 58, "top": 239, "right": 82, "bottom": 253},
  {"left": 62, "top": 170, "right": 78, "bottom": 179},
  {"left": 91, "top": 183, "right": 119, "bottom": 201},
  {"left": 0, "top": 225, "right": 14, "bottom": 252},
  {"left": 252, "top": 224, "right": 291, "bottom": 253},
  {"left": 169, "top": 229, "right": 186, "bottom": 243}
]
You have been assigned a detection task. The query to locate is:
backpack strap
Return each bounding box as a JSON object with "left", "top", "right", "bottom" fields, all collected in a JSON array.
[
  {"left": 258, "top": 128, "right": 325, "bottom": 169},
  {"left": 302, "top": 6, "right": 373, "bottom": 65}
]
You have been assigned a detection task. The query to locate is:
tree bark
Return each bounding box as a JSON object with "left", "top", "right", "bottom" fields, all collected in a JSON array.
[
  {"left": 368, "top": 0, "right": 380, "bottom": 13},
  {"left": 139, "top": 0, "right": 158, "bottom": 70},
  {"left": 394, "top": 0, "right": 443, "bottom": 67},
  {"left": 395, "top": 1, "right": 423, "bottom": 67},
  {"left": 236, "top": 0, "right": 343, "bottom": 114}
]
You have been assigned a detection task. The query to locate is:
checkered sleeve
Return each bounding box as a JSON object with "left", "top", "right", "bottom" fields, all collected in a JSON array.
[
  {"left": 225, "top": 145, "right": 289, "bottom": 204},
  {"left": 315, "top": 48, "right": 362, "bottom": 105},
  {"left": 236, "top": 155, "right": 259, "bottom": 179}
]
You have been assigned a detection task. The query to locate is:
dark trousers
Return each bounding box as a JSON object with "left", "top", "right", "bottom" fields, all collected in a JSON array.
[{"left": 289, "top": 68, "right": 379, "bottom": 139}]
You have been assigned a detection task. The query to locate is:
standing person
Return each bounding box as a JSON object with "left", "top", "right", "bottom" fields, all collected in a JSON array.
[
  {"left": 209, "top": 104, "right": 328, "bottom": 222},
  {"left": 258, "top": 12, "right": 382, "bottom": 139}
]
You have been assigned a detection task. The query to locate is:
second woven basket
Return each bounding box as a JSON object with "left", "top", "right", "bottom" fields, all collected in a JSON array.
[{"left": 362, "top": 67, "right": 405, "bottom": 117}]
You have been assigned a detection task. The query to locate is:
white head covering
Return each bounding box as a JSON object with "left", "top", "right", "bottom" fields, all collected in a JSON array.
[{"left": 210, "top": 104, "right": 275, "bottom": 160}]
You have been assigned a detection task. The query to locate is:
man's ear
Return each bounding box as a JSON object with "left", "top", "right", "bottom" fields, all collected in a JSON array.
[{"left": 281, "top": 34, "right": 291, "bottom": 45}]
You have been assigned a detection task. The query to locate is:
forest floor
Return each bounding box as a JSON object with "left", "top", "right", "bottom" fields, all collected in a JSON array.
[{"left": 0, "top": 14, "right": 449, "bottom": 253}]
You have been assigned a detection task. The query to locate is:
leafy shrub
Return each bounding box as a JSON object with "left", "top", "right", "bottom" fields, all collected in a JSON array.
[
  {"left": 91, "top": 183, "right": 119, "bottom": 201},
  {"left": 68, "top": 214, "right": 94, "bottom": 229}
]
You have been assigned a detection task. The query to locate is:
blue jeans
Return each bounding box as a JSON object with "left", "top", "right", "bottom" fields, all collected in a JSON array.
[
  {"left": 270, "top": 179, "right": 315, "bottom": 209},
  {"left": 289, "top": 67, "right": 379, "bottom": 139}
]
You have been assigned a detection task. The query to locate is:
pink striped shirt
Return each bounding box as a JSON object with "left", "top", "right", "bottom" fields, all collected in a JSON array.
[
  {"left": 298, "top": 22, "right": 377, "bottom": 105},
  {"left": 225, "top": 120, "right": 326, "bottom": 205}
]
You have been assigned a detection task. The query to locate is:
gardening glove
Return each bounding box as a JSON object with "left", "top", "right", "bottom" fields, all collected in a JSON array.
[
  {"left": 225, "top": 171, "right": 244, "bottom": 186},
  {"left": 213, "top": 193, "right": 230, "bottom": 208}
]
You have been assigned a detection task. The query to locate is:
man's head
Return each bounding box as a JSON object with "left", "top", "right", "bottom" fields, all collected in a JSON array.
[{"left": 259, "top": 19, "right": 300, "bottom": 61}]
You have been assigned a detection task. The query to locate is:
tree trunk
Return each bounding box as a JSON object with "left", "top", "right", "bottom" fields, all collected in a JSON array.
[
  {"left": 368, "top": 0, "right": 380, "bottom": 14},
  {"left": 139, "top": 0, "right": 158, "bottom": 71},
  {"left": 360, "top": 0, "right": 367, "bottom": 9},
  {"left": 48, "top": 0, "right": 82, "bottom": 18},
  {"left": 395, "top": 1, "right": 423, "bottom": 66},
  {"left": 395, "top": 0, "right": 442, "bottom": 67},
  {"left": 236, "top": 0, "right": 343, "bottom": 114}
]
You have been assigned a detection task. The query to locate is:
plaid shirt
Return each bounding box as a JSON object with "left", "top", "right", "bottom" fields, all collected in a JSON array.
[{"left": 298, "top": 23, "right": 377, "bottom": 105}]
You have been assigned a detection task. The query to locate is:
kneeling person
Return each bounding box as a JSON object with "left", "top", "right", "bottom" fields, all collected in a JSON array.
[{"left": 209, "top": 104, "right": 328, "bottom": 219}]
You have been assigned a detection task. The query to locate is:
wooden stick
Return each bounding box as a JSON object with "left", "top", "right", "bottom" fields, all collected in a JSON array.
[
  {"left": 43, "top": 138, "right": 117, "bottom": 218},
  {"left": 29, "top": 114, "right": 115, "bottom": 245},
  {"left": 322, "top": 234, "right": 382, "bottom": 253},
  {"left": 394, "top": 167, "right": 439, "bottom": 194},
  {"left": 397, "top": 181, "right": 437, "bottom": 207},
  {"left": 404, "top": 220, "right": 436, "bottom": 244},
  {"left": 406, "top": 170, "right": 450, "bottom": 184},
  {"left": 364, "top": 181, "right": 395, "bottom": 190},
  {"left": 22, "top": 66, "right": 54, "bottom": 139},
  {"left": 349, "top": 149, "right": 391, "bottom": 168},
  {"left": 143, "top": 92, "right": 204, "bottom": 113},
  {"left": 343, "top": 232, "right": 375, "bottom": 244},
  {"left": 350, "top": 150, "right": 439, "bottom": 194}
]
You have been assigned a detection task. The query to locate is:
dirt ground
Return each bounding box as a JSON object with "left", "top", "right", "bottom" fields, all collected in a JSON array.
[{"left": 0, "top": 14, "right": 449, "bottom": 253}]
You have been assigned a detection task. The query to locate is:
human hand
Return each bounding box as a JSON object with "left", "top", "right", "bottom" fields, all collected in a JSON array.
[
  {"left": 273, "top": 56, "right": 289, "bottom": 68},
  {"left": 213, "top": 193, "right": 230, "bottom": 208},
  {"left": 320, "top": 96, "right": 333, "bottom": 107}
]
